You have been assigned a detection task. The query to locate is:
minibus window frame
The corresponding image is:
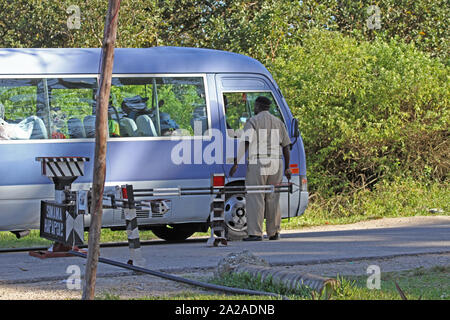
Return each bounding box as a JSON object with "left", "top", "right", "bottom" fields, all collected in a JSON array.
[{"left": 0, "top": 73, "right": 212, "bottom": 143}]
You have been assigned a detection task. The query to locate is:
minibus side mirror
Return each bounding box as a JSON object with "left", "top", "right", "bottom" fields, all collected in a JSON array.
[
  {"left": 290, "top": 118, "right": 299, "bottom": 150},
  {"left": 291, "top": 118, "right": 299, "bottom": 138}
]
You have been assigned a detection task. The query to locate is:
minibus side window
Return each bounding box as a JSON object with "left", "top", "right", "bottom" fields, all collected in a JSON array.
[
  {"left": 223, "top": 92, "right": 284, "bottom": 138},
  {"left": 48, "top": 78, "right": 98, "bottom": 139},
  {"left": 0, "top": 80, "right": 37, "bottom": 126},
  {"left": 0, "top": 76, "right": 208, "bottom": 140},
  {"left": 109, "top": 76, "right": 208, "bottom": 137},
  {"left": 0, "top": 78, "right": 98, "bottom": 140},
  {"left": 0, "top": 79, "right": 47, "bottom": 140}
]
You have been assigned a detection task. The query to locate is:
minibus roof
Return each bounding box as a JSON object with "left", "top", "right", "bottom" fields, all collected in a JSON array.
[{"left": 0, "top": 47, "right": 274, "bottom": 81}]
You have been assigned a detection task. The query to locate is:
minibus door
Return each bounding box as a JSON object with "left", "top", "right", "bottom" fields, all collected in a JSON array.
[
  {"left": 215, "top": 74, "right": 304, "bottom": 219},
  {"left": 215, "top": 74, "right": 276, "bottom": 182}
]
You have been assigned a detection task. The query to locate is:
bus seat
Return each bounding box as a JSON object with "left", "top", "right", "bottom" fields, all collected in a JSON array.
[
  {"left": 28, "top": 116, "right": 48, "bottom": 139},
  {"left": 136, "top": 114, "right": 157, "bottom": 137},
  {"left": 119, "top": 117, "right": 137, "bottom": 137},
  {"left": 83, "top": 115, "right": 96, "bottom": 138},
  {"left": 68, "top": 118, "right": 86, "bottom": 138}
]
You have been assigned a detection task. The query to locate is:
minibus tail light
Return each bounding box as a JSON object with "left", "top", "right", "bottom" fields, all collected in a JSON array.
[
  {"left": 121, "top": 187, "right": 128, "bottom": 199},
  {"left": 289, "top": 164, "right": 299, "bottom": 175},
  {"left": 212, "top": 174, "right": 225, "bottom": 187}
]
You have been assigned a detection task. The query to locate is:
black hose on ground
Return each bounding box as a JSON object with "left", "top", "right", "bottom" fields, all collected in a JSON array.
[{"left": 69, "top": 250, "right": 288, "bottom": 299}]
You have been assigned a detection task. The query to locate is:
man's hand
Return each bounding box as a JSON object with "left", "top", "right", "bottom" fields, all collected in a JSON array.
[
  {"left": 282, "top": 145, "right": 291, "bottom": 180},
  {"left": 285, "top": 168, "right": 292, "bottom": 180},
  {"left": 229, "top": 163, "right": 238, "bottom": 177}
]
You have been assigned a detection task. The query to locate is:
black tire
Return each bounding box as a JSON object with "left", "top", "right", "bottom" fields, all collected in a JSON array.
[{"left": 150, "top": 224, "right": 197, "bottom": 242}]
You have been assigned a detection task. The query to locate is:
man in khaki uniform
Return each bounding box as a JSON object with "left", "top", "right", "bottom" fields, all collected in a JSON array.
[{"left": 229, "top": 96, "right": 291, "bottom": 241}]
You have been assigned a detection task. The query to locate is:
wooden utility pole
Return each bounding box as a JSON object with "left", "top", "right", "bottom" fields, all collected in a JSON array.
[{"left": 82, "top": 0, "right": 120, "bottom": 300}]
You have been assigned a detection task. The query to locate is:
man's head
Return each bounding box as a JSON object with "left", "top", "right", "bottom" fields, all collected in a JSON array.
[{"left": 254, "top": 96, "right": 271, "bottom": 114}]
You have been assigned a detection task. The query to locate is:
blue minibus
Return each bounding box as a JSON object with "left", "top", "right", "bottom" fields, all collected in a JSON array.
[{"left": 0, "top": 47, "right": 308, "bottom": 240}]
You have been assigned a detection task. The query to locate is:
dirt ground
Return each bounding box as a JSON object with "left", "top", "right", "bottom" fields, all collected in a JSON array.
[
  {"left": 1, "top": 216, "right": 449, "bottom": 300},
  {"left": 1, "top": 252, "right": 448, "bottom": 300}
]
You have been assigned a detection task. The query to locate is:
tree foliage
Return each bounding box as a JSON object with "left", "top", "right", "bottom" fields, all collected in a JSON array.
[
  {"left": 272, "top": 29, "right": 449, "bottom": 195},
  {"left": 0, "top": 0, "right": 448, "bottom": 196},
  {"left": 331, "top": 0, "right": 449, "bottom": 61},
  {"left": 0, "top": 0, "right": 160, "bottom": 48},
  {"left": 0, "top": 0, "right": 447, "bottom": 61}
]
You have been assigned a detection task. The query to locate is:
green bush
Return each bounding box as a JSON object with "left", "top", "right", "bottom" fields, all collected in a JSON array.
[
  {"left": 326, "top": 0, "right": 449, "bottom": 62},
  {"left": 302, "top": 178, "right": 449, "bottom": 224},
  {"left": 271, "top": 29, "right": 449, "bottom": 196}
]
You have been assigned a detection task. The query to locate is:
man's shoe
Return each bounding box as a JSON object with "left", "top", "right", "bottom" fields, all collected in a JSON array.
[
  {"left": 269, "top": 233, "right": 280, "bottom": 240},
  {"left": 243, "top": 235, "right": 263, "bottom": 241}
]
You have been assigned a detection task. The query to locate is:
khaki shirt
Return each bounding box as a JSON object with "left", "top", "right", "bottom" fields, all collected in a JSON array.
[{"left": 243, "top": 111, "right": 290, "bottom": 161}]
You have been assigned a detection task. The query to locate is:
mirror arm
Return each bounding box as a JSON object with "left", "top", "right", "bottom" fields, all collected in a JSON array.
[{"left": 289, "top": 137, "right": 298, "bottom": 150}]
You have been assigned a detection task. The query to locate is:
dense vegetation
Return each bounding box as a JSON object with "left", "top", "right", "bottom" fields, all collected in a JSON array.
[
  {"left": 272, "top": 31, "right": 449, "bottom": 196},
  {"left": 0, "top": 0, "right": 448, "bottom": 214}
]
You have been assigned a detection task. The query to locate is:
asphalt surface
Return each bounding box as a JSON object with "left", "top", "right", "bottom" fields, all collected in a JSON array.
[{"left": 1, "top": 216, "right": 449, "bottom": 284}]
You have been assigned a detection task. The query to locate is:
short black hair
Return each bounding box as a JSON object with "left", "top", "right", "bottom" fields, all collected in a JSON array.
[{"left": 255, "top": 96, "right": 271, "bottom": 110}]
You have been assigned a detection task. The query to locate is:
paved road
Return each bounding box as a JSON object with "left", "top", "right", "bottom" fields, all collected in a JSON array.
[{"left": 1, "top": 216, "right": 449, "bottom": 283}]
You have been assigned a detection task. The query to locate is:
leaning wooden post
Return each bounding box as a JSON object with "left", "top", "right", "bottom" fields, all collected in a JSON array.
[{"left": 82, "top": 0, "right": 120, "bottom": 300}]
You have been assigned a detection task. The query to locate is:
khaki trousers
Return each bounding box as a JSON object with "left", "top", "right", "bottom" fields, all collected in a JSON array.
[{"left": 245, "top": 159, "right": 283, "bottom": 237}]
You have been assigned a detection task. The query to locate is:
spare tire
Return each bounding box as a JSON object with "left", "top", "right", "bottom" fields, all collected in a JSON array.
[{"left": 223, "top": 192, "right": 247, "bottom": 240}]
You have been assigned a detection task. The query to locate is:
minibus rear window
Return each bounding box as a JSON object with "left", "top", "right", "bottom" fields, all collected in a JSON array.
[{"left": 0, "top": 78, "right": 97, "bottom": 140}]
